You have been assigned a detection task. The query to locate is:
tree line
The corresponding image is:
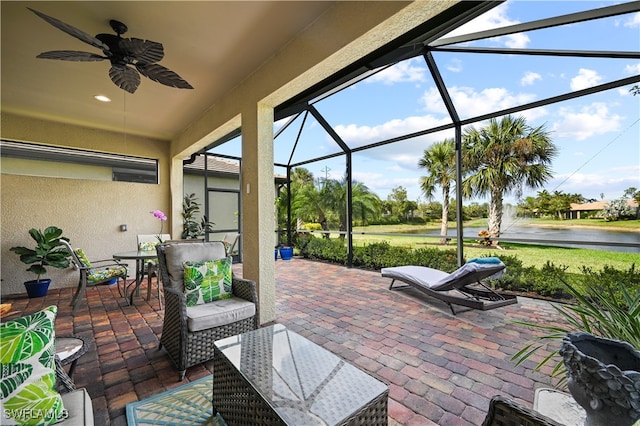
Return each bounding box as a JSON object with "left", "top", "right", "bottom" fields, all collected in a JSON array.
[{"left": 277, "top": 114, "right": 638, "bottom": 243}]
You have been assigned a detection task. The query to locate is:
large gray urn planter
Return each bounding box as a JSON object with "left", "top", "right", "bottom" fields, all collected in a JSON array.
[{"left": 560, "top": 332, "right": 640, "bottom": 426}]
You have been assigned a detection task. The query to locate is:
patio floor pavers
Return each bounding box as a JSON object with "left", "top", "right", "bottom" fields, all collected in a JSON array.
[{"left": 2, "top": 257, "right": 563, "bottom": 425}]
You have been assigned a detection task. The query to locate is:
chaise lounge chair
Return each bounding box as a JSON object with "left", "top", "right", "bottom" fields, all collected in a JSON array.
[{"left": 381, "top": 258, "right": 517, "bottom": 315}]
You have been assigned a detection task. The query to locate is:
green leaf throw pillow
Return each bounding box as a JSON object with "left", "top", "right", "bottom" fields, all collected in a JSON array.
[
  {"left": 183, "top": 257, "right": 233, "bottom": 307},
  {"left": 0, "top": 305, "right": 66, "bottom": 425}
]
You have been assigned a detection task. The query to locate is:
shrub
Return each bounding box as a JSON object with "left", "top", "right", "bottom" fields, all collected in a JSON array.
[
  {"left": 579, "top": 264, "right": 640, "bottom": 307},
  {"left": 512, "top": 277, "right": 640, "bottom": 388},
  {"left": 303, "top": 237, "right": 347, "bottom": 264}
]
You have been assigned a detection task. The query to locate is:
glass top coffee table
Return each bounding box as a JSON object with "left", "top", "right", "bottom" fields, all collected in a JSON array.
[{"left": 213, "top": 324, "right": 388, "bottom": 425}]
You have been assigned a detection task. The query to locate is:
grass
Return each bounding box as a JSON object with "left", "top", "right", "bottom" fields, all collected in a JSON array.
[{"left": 348, "top": 221, "right": 638, "bottom": 273}]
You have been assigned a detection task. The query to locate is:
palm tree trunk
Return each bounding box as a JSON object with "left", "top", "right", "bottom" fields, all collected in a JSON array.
[
  {"left": 440, "top": 185, "right": 450, "bottom": 244},
  {"left": 488, "top": 189, "right": 503, "bottom": 246}
]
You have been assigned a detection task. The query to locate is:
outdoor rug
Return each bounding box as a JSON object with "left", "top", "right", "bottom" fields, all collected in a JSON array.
[{"left": 126, "top": 375, "right": 226, "bottom": 425}]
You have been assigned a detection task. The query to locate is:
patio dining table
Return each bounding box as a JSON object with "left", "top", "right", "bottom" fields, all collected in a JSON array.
[{"left": 113, "top": 250, "right": 158, "bottom": 305}]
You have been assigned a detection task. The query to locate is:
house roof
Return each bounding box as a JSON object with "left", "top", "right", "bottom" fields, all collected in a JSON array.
[
  {"left": 570, "top": 200, "right": 639, "bottom": 211},
  {"left": 184, "top": 154, "right": 287, "bottom": 182}
]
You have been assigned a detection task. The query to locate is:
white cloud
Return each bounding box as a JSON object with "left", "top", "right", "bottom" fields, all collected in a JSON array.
[
  {"left": 354, "top": 170, "right": 421, "bottom": 199},
  {"left": 551, "top": 103, "right": 623, "bottom": 141},
  {"left": 447, "top": 58, "right": 463, "bottom": 73},
  {"left": 334, "top": 114, "right": 451, "bottom": 148},
  {"left": 624, "top": 63, "right": 640, "bottom": 74},
  {"left": 545, "top": 166, "right": 640, "bottom": 200},
  {"left": 446, "top": 3, "right": 530, "bottom": 49},
  {"left": 521, "top": 71, "right": 542, "bottom": 86},
  {"left": 570, "top": 69, "right": 602, "bottom": 91},
  {"left": 367, "top": 59, "right": 427, "bottom": 85},
  {"left": 623, "top": 12, "right": 640, "bottom": 28},
  {"left": 421, "top": 86, "right": 538, "bottom": 118}
]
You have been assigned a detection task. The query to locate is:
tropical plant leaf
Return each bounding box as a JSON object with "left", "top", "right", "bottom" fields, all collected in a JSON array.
[
  {"left": 0, "top": 362, "right": 32, "bottom": 398},
  {"left": 0, "top": 309, "right": 53, "bottom": 364},
  {"left": 511, "top": 277, "right": 640, "bottom": 388},
  {"left": 2, "top": 373, "right": 63, "bottom": 424}
]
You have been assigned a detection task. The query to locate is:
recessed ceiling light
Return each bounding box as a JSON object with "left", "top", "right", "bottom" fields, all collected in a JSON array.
[{"left": 94, "top": 95, "right": 111, "bottom": 102}]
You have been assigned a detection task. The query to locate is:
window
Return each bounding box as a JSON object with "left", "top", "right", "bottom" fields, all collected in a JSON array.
[{"left": 0, "top": 139, "right": 158, "bottom": 184}]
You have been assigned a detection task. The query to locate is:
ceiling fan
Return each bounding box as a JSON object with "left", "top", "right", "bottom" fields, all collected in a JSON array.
[{"left": 29, "top": 8, "right": 193, "bottom": 94}]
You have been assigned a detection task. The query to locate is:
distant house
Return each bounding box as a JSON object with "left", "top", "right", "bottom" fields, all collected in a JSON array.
[{"left": 568, "top": 199, "right": 639, "bottom": 219}]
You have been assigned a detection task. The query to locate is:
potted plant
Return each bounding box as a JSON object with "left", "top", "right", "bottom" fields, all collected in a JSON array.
[
  {"left": 10, "top": 226, "right": 71, "bottom": 297},
  {"left": 278, "top": 244, "right": 294, "bottom": 261},
  {"left": 181, "top": 193, "right": 215, "bottom": 239}
]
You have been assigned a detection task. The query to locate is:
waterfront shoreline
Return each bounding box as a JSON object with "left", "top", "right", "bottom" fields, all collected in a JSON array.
[{"left": 519, "top": 222, "right": 640, "bottom": 233}]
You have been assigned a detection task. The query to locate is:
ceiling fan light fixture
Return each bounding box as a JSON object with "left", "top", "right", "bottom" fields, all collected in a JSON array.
[
  {"left": 29, "top": 8, "right": 193, "bottom": 94},
  {"left": 94, "top": 95, "right": 111, "bottom": 102}
]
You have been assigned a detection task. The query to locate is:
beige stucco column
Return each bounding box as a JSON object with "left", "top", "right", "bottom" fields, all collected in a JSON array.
[{"left": 241, "top": 103, "right": 276, "bottom": 324}]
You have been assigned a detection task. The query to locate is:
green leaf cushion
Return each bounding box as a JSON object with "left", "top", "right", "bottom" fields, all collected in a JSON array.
[
  {"left": 87, "top": 266, "right": 127, "bottom": 284},
  {"left": 183, "top": 257, "right": 233, "bottom": 307},
  {"left": 74, "top": 249, "right": 92, "bottom": 268},
  {"left": 0, "top": 305, "right": 66, "bottom": 425},
  {"left": 138, "top": 241, "right": 157, "bottom": 252}
]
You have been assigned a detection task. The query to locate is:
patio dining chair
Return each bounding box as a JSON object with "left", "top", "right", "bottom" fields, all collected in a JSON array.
[
  {"left": 61, "top": 240, "right": 128, "bottom": 315},
  {"left": 137, "top": 234, "right": 171, "bottom": 308},
  {"left": 222, "top": 232, "right": 240, "bottom": 262}
]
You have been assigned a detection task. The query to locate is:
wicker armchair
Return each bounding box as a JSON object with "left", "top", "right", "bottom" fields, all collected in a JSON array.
[
  {"left": 155, "top": 241, "right": 259, "bottom": 381},
  {"left": 483, "top": 395, "right": 563, "bottom": 426}
]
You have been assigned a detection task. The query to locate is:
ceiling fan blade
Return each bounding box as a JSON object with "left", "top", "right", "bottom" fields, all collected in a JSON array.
[
  {"left": 136, "top": 63, "right": 193, "bottom": 90},
  {"left": 109, "top": 65, "right": 140, "bottom": 94},
  {"left": 120, "top": 38, "right": 164, "bottom": 64},
  {"left": 28, "top": 8, "right": 110, "bottom": 52},
  {"left": 37, "top": 50, "right": 107, "bottom": 62}
]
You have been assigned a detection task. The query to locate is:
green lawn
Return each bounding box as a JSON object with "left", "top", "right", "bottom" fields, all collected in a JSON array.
[{"left": 348, "top": 221, "right": 638, "bottom": 273}]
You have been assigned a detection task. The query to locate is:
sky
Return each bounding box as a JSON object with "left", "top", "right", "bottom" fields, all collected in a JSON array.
[{"left": 212, "top": 1, "right": 640, "bottom": 206}]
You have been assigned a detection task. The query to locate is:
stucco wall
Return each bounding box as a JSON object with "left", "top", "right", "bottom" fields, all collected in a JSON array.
[{"left": 1, "top": 113, "right": 169, "bottom": 296}]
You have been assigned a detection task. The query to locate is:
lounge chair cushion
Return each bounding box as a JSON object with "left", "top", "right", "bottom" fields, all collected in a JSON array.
[
  {"left": 186, "top": 297, "right": 256, "bottom": 332},
  {"left": 381, "top": 261, "right": 505, "bottom": 292},
  {"left": 381, "top": 265, "right": 450, "bottom": 289},
  {"left": 0, "top": 306, "right": 66, "bottom": 425},
  {"left": 432, "top": 262, "right": 505, "bottom": 290},
  {"left": 183, "top": 257, "right": 233, "bottom": 306},
  {"left": 163, "top": 242, "right": 227, "bottom": 292}
]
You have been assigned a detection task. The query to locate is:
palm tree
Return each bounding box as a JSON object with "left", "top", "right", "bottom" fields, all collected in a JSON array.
[
  {"left": 352, "top": 181, "right": 382, "bottom": 225},
  {"left": 462, "top": 115, "right": 556, "bottom": 243},
  {"left": 292, "top": 178, "right": 332, "bottom": 238},
  {"left": 418, "top": 138, "right": 456, "bottom": 244},
  {"left": 335, "top": 179, "right": 381, "bottom": 232}
]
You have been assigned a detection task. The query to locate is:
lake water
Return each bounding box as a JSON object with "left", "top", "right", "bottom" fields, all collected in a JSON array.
[{"left": 410, "top": 225, "right": 640, "bottom": 253}]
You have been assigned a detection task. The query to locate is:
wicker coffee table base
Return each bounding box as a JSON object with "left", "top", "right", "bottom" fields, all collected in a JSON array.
[{"left": 213, "top": 340, "right": 388, "bottom": 426}]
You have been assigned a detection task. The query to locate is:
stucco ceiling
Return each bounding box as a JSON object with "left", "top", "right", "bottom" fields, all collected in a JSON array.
[{"left": 1, "top": 1, "right": 337, "bottom": 141}]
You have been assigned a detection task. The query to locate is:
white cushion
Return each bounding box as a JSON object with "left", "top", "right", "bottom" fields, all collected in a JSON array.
[
  {"left": 381, "top": 266, "right": 449, "bottom": 289},
  {"left": 59, "top": 388, "right": 93, "bottom": 426},
  {"left": 186, "top": 297, "right": 256, "bottom": 332}
]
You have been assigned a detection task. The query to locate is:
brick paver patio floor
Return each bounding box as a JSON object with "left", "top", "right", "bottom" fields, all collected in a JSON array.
[{"left": 3, "top": 257, "right": 564, "bottom": 425}]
